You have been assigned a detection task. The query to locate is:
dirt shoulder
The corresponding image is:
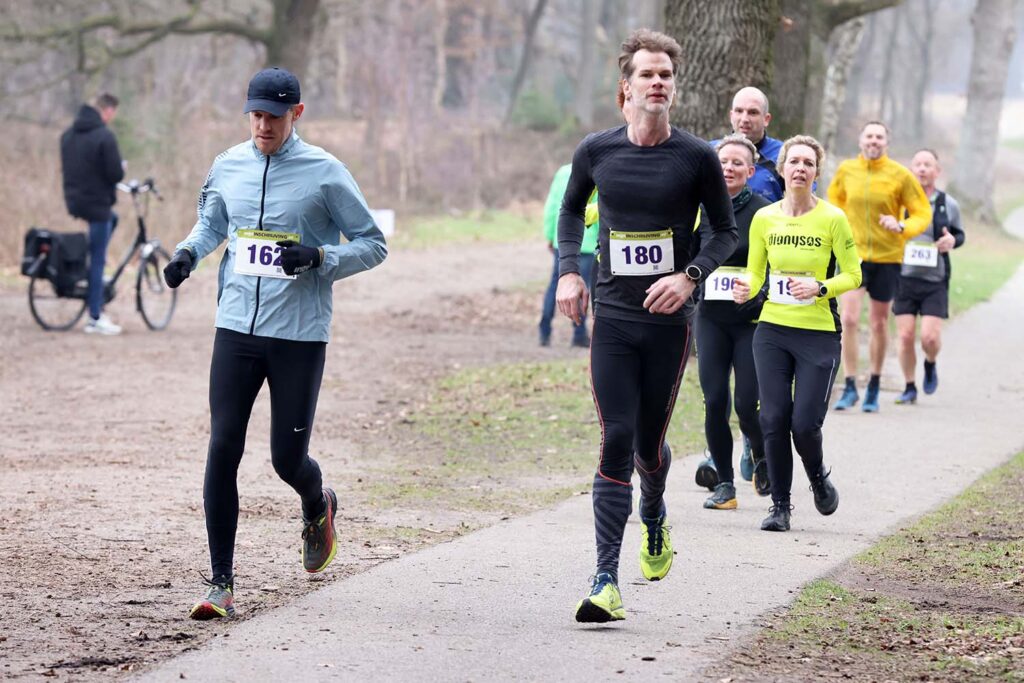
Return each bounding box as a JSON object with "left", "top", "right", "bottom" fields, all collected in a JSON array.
[
  {"left": 703, "top": 453, "right": 1024, "bottom": 683},
  {"left": 0, "top": 240, "right": 585, "bottom": 680}
]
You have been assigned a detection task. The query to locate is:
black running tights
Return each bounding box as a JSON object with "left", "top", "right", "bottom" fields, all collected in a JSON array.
[
  {"left": 204, "top": 327, "right": 327, "bottom": 578},
  {"left": 752, "top": 322, "right": 840, "bottom": 506},
  {"left": 695, "top": 315, "right": 764, "bottom": 483},
  {"left": 589, "top": 316, "right": 691, "bottom": 580}
]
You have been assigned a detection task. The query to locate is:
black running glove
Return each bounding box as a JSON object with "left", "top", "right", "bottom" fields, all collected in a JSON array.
[
  {"left": 163, "top": 249, "right": 194, "bottom": 288},
  {"left": 276, "top": 240, "right": 323, "bottom": 275}
]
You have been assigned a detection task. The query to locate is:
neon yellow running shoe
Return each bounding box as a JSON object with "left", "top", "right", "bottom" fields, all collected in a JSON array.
[
  {"left": 574, "top": 572, "right": 625, "bottom": 623},
  {"left": 639, "top": 514, "right": 673, "bottom": 580}
]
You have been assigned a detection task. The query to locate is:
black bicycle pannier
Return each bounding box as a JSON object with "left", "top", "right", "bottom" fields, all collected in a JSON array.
[
  {"left": 21, "top": 227, "right": 53, "bottom": 276},
  {"left": 45, "top": 232, "right": 89, "bottom": 298}
]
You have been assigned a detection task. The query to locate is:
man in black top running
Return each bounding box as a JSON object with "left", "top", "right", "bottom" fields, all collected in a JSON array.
[{"left": 557, "top": 28, "right": 738, "bottom": 624}]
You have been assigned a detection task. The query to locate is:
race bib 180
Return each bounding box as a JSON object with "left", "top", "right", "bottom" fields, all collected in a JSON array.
[
  {"left": 768, "top": 270, "right": 816, "bottom": 306},
  {"left": 609, "top": 229, "right": 675, "bottom": 276},
  {"left": 704, "top": 266, "right": 747, "bottom": 301},
  {"left": 903, "top": 242, "right": 938, "bottom": 267},
  {"left": 234, "top": 229, "right": 300, "bottom": 279}
]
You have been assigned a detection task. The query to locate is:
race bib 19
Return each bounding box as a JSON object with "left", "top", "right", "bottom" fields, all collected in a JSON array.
[
  {"left": 768, "top": 270, "right": 816, "bottom": 306},
  {"left": 609, "top": 229, "right": 674, "bottom": 276},
  {"left": 234, "top": 229, "right": 300, "bottom": 279},
  {"left": 704, "top": 266, "right": 747, "bottom": 301},
  {"left": 903, "top": 242, "right": 938, "bottom": 267}
]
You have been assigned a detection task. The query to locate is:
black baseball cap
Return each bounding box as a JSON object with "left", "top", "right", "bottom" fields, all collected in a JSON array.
[{"left": 243, "top": 67, "right": 301, "bottom": 116}]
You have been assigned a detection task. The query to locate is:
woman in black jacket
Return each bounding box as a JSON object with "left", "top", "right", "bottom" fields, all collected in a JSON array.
[{"left": 693, "top": 134, "right": 772, "bottom": 509}]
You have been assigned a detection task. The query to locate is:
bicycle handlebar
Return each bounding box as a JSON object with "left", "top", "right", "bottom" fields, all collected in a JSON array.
[{"left": 117, "top": 178, "right": 163, "bottom": 200}]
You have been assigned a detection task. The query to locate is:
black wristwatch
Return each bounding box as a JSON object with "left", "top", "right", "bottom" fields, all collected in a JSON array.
[
  {"left": 817, "top": 281, "right": 828, "bottom": 298},
  {"left": 684, "top": 264, "right": 704, "bottom": 283}
]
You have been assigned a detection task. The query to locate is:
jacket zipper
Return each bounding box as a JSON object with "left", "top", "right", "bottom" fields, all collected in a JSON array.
[
  {"left": 248, "top": 154, "right": 272, "bottom": 335},
  {"left": 864, "top": 162, "right": 872, "bottom": 261}
]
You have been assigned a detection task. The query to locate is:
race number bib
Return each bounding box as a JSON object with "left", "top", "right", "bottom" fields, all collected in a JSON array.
[
  {"left": 903, "top": 242, "right": 938, "bottom": 268},
  {"left": 768, "top": 271, "right": 816, "bottom": 306},
  {"left": 609, "top": 230, "right": 675, "bottom": 276},
  {"left": 234, "top": 229, "right": 299, "bottom": 280},
  {"left": 704, "top": 266, "right": 747, "bottom": 301}
]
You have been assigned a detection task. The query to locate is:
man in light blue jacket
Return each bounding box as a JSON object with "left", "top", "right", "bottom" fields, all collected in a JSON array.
[{"left": 163, "top": 67, "right": 387, "bottom": 620}]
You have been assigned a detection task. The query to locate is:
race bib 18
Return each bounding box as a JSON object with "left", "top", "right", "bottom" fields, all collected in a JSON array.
[
  {"left": 903, "top": 242, "right": 938, "bottom": 267},
  {"left": 704, "top": 266, "right": 747, "bottom": 301},
  {"left": 234, "top": 229, "right": 300, "bottom": 280},
  {"left": 609, "top": 229, "right": 674, "bottom": 276},
  {"left": 768, "top": 270, "right": 816, "bottom": 306}
]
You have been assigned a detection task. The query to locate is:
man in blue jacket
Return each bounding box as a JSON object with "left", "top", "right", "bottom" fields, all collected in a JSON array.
[
  {"left": 60, "top": 93, "right": 125, "bottom": 335},
  {"left": 163, "top": 67, "right": 388, "bottom": 620},
  {"left": 711, "top": 86, "right": 784, "bottom": 203}
]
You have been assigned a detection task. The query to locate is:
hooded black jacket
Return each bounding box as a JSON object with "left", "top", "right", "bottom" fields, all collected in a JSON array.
[{"left": 60, "top": 105, "right": 124, "bottom": 222}]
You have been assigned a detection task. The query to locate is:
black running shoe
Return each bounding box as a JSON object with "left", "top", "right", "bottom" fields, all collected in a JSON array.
[
  {"left": 923, "top": 360, "right": 938, "bottom": 394},
  {"left": 808, "top": 467, "right": 839, "bottom": 516},
  {"left": 695, "top": 456, "right": 719, "bottom": 491},
  {"left": 752, "top": 458, "right": 771, "bottom": 497},
  {"left": 761, "top": 503, "right": 792, "bottom": 531}
]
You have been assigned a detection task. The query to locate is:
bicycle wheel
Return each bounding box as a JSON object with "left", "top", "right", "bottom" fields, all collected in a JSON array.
[
  {"left": 136, "top": 246, "right": 177, "bottom": 330},
  {"left": 28, "top": 267, "right": 87, "bottom": 331}
]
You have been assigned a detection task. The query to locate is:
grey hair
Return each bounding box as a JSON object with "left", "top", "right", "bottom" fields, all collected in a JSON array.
[{"left": 715, "top": 133, "right": 759, "bottom": 164}]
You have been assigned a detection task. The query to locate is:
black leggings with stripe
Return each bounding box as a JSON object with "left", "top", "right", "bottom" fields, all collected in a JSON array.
[
  {"left": 589, "top": 316, "right": 692, "bottom": 581},
  {"left": 752, "top": 322, "right": 840, "bottom": 505},
  {"left": 204, "top": 327, "right": 327, "bottom": 579}
]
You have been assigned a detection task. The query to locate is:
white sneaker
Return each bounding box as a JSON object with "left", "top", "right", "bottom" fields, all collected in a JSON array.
[{"left": 84, "top": 314, "right": 122, "bottom": 336}]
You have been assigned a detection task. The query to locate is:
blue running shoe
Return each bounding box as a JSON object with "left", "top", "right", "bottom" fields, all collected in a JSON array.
[
  {"left": 895, "top": 386, "right": 917, "bottom": 405},
  {"left": 739, "top": 435, "right": 754, "bottom": 482},
  {"left": 923, "top": 361, "right": 938, "bottom": 394},
  {"left": 834, "top": 384, "right": 858, "bottom": 410},
  {"left": 862, "top": 385, "right": 880, "bottom": 413}
]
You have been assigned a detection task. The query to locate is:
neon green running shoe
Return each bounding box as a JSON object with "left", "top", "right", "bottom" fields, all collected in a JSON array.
[
  {"left": 575, "top": 572, "right": 625, "bottom": 623},
  {"left": 639, "top": 514, "right": 673, "bottom": 580}
]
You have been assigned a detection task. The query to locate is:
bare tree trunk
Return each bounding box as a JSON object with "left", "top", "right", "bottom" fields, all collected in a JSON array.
[
  {"left": 433, "top": 0, "right": 448, "bottom": 113},
  {"left": 819, "top": 17, "right": 866, "bottom": 188},
  {"left": 504, "top": 0, "right": 549, "bottom": 122},
  {"left": 905, "top": 0, "right": 936, "bottom": 143},
  {"left": 952, "top": 0, "right": 1018, "bottom": 222},
  {"left": 576, "top": 0, "right": 597, "bottom": 127},
  {"left": 840, "top": 11, "right": 877, "bottom": 134},
  {"left": 268, "top": 0, "right": 321, "bottom": 78},
  {"left": 771, "top": 0, "right": 902, "bottom": 139},
  {"left": 666, "top": 0, "right": 781, "bottom": 139},
  {"left": 877, "top": 6, "right": 903, "bottom": 122}
]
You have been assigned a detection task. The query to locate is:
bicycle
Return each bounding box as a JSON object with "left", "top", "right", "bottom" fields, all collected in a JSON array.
[{"left": 26, "top": 178, "right": 177, "bottom": 331}]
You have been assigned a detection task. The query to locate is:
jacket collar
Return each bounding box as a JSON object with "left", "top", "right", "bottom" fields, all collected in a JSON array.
[
  {"left": 857, "top": 153, "right": 890, "bottom": 171},
  {"left": 251, "top": 129, "right": 301, "bottom": 160}
]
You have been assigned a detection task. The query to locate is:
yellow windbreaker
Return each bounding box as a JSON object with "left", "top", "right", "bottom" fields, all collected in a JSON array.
[{"left": 827, "top": 155, "right": 931, "bottom": 264}]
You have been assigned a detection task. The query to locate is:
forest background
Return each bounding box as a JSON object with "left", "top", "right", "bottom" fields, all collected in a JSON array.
[{"left": 1, "top": 0, "right": 1023, "bottom": 267}]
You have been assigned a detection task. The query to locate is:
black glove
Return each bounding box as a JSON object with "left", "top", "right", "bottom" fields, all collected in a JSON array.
[
  {"left": 163, "top": 249, "right": 194, "bottom": 288},
  {"left": 276, "top": 240, "right": 322, "bottom": 275}
]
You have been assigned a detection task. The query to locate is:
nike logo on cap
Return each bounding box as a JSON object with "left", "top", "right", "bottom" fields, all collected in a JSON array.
[{"left": 278, "top": 92, "right": 288, "bottom": 97}]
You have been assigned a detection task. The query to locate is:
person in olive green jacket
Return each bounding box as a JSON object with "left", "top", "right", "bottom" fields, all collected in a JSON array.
[{"left": 539, "top": 163, "right": 597, "bottom": 347}]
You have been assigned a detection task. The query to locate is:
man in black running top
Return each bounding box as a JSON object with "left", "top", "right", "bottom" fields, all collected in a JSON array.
[{"left": 557, "top": 28, "right": 738, "bottom": 624}]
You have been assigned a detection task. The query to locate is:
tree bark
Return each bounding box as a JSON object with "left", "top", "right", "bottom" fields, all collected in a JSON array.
[
  {"left": 666, "top": 0, "right": 781, "bottom": 139},
  {"left": 770, "top": 0, "right": 901, "bottom": 139},
  {"left": 503, "top": 0, "right": 549, "bottom": 122},
  {"left": 575, "top": 0, "right": 597, "bottom": 127},
  {"left": 952, "top": 0, "right": 1018, "bottom": 222},
  {"left": 819, "top": 17, "right": 866, "bottom": 187}
]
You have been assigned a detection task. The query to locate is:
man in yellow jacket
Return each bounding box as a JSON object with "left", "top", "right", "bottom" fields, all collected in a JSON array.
[{"left": 827, "top": 121, "right": 931, "bottom": 413}]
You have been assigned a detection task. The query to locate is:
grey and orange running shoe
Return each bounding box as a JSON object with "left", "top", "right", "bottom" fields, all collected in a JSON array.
[
  {"left": 189, "top": 575, "right": 235, "bottom": 620},
  {"left": 302, "top": 488, "right": 339, "bottom": 573}
]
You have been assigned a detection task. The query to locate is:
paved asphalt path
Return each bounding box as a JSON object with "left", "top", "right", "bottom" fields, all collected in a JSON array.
[{"left": 141, "top": 237, "right": 1024, "bottom": 682}]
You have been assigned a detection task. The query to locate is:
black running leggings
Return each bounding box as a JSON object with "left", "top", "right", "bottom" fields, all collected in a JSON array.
[
  {"left": 695, "top": 315, "right": 765, "bottom": 483},
  {"left": 205, "top": 327, "right": 327, "bottom": 578},
  {"left": 752, "top": 322, "right": 840, "bottom": 505},
  {"left": 589, "top": 316, "right": 691, "bottom": 580}
]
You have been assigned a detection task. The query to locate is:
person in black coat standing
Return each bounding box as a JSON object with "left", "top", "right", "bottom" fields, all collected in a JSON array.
[{"left": 60, "top": 92, "right": 125, "bottom": 335}]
